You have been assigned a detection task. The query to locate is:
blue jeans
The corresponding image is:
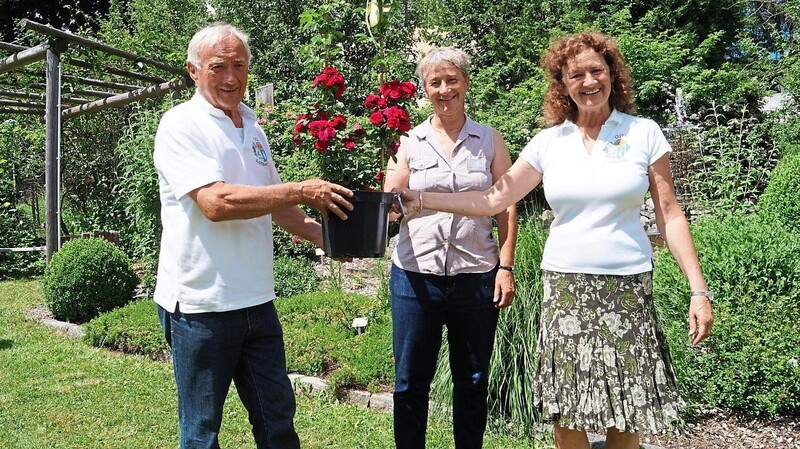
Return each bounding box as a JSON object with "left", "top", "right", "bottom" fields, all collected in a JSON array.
[
  {"left": 158, "top": 301, "right": 300, "bottom": 449},
  {"left": 390, "top": 264, "right": 500, "bottom": 449}
]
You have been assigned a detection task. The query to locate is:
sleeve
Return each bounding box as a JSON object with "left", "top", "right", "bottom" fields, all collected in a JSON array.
[
  {"left": 518, "top": 130, "right": 546, "bottom": 174},
  {"left": 647, "top": 119, "right": 672, "bottom": 165},
  {"left": 153, "top": 112, "right": 224, "bottom": 199}
]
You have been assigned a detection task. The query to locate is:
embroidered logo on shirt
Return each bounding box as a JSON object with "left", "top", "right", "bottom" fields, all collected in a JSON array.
[
  {"left": 252, "top": 138, "right": 270, "bottom": 166},
  {"left": 602, "top": 136, "right": 630, "bottom": 162}
]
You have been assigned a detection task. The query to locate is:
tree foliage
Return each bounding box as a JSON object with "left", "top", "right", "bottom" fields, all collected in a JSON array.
[{"left": 0, "top": 0, "right": 110, "bottom": 42}]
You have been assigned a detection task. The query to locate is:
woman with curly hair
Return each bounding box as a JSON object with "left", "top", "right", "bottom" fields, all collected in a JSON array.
[{"left": 395, "top": 32, "right": 713, "bottom": 449}]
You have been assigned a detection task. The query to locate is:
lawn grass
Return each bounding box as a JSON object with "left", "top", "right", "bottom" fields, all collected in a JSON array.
[{"left": 0, "top": 279, "right": 548, "bottom": 448}]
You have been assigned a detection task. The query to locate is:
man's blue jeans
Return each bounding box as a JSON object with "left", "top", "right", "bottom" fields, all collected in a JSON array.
[
  {"left": 390, "top": 264, "right": 500, "bottom": 449},
  {"left": 157, "top": 301, "right": 300, "bottom": 449}
]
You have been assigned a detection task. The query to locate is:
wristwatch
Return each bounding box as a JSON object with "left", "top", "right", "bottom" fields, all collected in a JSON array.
[
  {"left": 499, "top": 265, "right": 515, "bottom": 273},
  {"left": 690, "top": 290, "right": 713, "bottom": 302}
]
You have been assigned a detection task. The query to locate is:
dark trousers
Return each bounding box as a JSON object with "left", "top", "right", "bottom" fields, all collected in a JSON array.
[
  {"left": 390, "top": 264, "right": 500, "bottom": 449},
  {"left": 158, "top": 301, "right": 300, "bottom": 449}
]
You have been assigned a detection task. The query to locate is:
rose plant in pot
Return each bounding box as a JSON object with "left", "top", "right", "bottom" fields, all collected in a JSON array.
[{"left": 291, "top": 66, "right": 416, "bottom": 258}]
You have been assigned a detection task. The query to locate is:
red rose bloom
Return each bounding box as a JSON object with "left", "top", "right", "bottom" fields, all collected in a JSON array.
[
  {"left": 313, "top": 66, "right": 346, "bottom": 99},
  {"left": 314, "top": 139, "right": 329, "bottom": 152},
  {"left": 308, "top": 120, "right": 337, "bottom": 143},
  {"left": 399, "top": 81, "right": 417, "bottom": 99},
  {"left": 364, "top": 93, "right": 387, "bottom": 110},
  {"left": 330, "top": 114, "right": 348, "bottom": 130},
  {"left": 375, "top": 171, "right": 385, "bottom": 182},
  {"left": 380, "top": 80, "right": 404, "bottom": 100},
  {"left": 384, "top": 106, "right": 411, "bottom": 132},
  {"left": 370, "top": 110, "right": 385, "bottom": 126},
  {"left": 293, "top": 113, "right": 311, "bottom": 134},
  {"left": 343, "top": 136, "right": 357, "bottom": 150}
]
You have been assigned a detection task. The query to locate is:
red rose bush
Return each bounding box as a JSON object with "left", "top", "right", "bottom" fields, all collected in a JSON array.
[{"left": 292, "top": 66, "right": 416, "bottom": 189}]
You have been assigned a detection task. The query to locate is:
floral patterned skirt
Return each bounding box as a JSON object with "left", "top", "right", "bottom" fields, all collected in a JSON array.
[{"left": 533, "top": 270, "right": 682, "bottom": 434}]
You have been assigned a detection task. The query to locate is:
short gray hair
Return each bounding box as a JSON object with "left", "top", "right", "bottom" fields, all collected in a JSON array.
[
  {"left": 187, "top": 22, "right": 251, "bottom": 67},
  {"left": 416, "top": 47, "right": 471, "bottom": 83}
]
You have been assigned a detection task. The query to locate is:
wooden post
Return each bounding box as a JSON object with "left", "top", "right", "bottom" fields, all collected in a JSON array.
[
  {"left": 0, "top": 43, "right": 48, "bottom": 74},
  {"left": 44, "top": 41, "right": 63, "bottom": 261},
  {"left": 62, "top": 77, "right": 193, "bottom": 119},
  {"left": 0, "top": 108, "right": 45, "bottom": 115}
]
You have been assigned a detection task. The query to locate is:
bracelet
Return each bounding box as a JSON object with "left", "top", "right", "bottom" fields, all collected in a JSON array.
[
  {"left": 499, "top": 265, "right": 515, "bottom": 273},
  {"left": 690, "top": 290, "right": 714, "bottom": 302},
  {"left": 418, "top": 190, "right": 424, "bottom": 212}
]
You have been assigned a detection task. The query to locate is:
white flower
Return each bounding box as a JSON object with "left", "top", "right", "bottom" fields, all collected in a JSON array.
[
  {"left": 578, "top": 342, "right": 592, "bottom": 371},
  {"left": 602, "top": 346, "right": 616, "bottom": 367},
  {"left": 632, "top": 385, "right": 647, "bottom": 407},
  {"left": 543, "top": 282, "right": 552, "bottom": 300},
  {"left": 599, "top": 312, "right": 630, "bottom": 338},
  {"left": 559, "top": 315, "right": 582, "bottom": 336},
  {"left": 655, "top": 361, "right": 667, "bottom": 385},
  {"left": 641, "top": 273, "right": 653, "bottom": 295}
]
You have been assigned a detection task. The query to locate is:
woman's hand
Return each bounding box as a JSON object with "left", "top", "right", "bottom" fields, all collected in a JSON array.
[
  {"left": 493, "top": 270, "right": 515, "bottom": 308},
  {"left": 392, "top": 188, "right": 421, "bottom": 217},
  {"left": 688, "top": 296, "right": 713, "bottom": 345}
]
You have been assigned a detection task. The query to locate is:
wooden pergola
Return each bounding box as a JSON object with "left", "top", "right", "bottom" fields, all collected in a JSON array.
[{"left": 0, "top": 19, "right": 194, "bottom": 261}]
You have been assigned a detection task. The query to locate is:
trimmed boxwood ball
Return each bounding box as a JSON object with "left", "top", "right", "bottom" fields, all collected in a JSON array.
[
  {"left": 758, "top": 149, "right": 800, "bottom": 233},
  {"left": 43, "top": 238, "right": 138, "bottom": 323}
]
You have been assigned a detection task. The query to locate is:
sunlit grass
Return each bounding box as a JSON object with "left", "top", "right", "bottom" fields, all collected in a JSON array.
[{"left": 0, "top": 279, "right": 546, "bottom": 448}]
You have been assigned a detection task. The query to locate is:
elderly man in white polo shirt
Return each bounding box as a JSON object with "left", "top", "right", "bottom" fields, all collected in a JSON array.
[{"left": 152, "top": 22, "right": 353, "bottom": 449}]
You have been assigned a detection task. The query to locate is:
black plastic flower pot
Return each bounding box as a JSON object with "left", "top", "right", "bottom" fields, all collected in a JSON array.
[{"left": 322, "top": 190, "right": 394, "bottom": 258}]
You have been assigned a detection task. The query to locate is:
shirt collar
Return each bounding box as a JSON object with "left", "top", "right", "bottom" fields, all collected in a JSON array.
[
  {"left": 560, "top": 108, "right": 622, "bottom": 133},
  {"left": 418, "top": 114, "right": 482, "bottom": 142},
  {"left": 190, "top": 91, "right": 256, "bottom": 123}
]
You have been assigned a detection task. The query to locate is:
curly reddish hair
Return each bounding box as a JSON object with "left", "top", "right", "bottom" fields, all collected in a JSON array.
[{"left": 540, "top": 32, "right": 635, "bottom": 127}]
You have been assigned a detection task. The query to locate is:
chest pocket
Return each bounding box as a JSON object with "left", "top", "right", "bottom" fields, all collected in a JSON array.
[
  {"left": 409, "top": 158, "right": 438, "bottom": 171},
  {"left": 408, "top": 158, "right": 443, "bottom": 191}
]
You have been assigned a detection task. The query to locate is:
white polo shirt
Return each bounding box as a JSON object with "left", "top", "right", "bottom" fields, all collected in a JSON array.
[
  {"left": 153, "top": 93, "right": 282, "bottom": 313},
  {"left": 519, "top": 110, "right": 671, "bottom": 275}
]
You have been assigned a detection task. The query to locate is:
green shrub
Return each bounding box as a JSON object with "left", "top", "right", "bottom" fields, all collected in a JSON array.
[
  {"left": 84, "top": 299, "right": 168, "bottom": 359},
  {"left": 273, "top": 255, "right": 320, "bottom": 298},
  {"left": 757, "top": 149, "right": 800, "bottom": 233},
  {"left": 117, "top": 103, "right": 170, "bottom": 295},
  {"left": 42, "top": 238, "right": 138, "bottom": 323},
  {"left": 276, "top": 290, "right": 393, "bottom": 391},
  {"left": 469, "top": 60, "right": 546, "bottom": 159},
  {"left": 689, "top": 105, "right": 780, "bottom": 214},
  {"left": 326, "top": 319, "right": 394, "bottom": 392},
  {"left": 654, "top": 213, "right": 800, "bottom": 416}
]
